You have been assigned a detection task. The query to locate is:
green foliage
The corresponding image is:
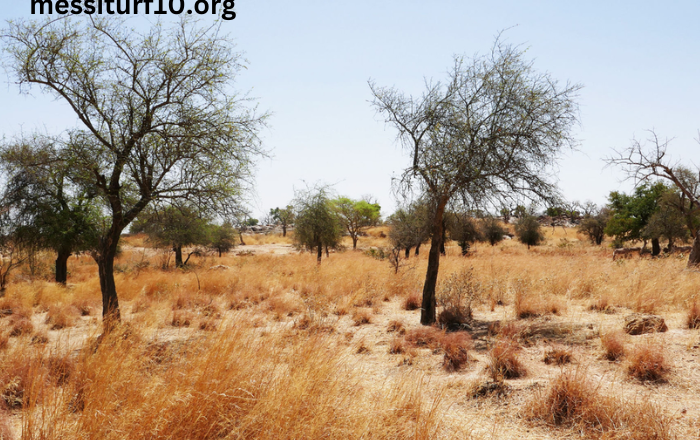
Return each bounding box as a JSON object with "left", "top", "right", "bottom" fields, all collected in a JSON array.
[
  {"left": 578, "top": 207, "right": 610, "bottom": 245},
  {"left": 270, "top": 205, "right": 295, "bottom": 236},
  {"left": 480, "top": 216, "right": 507, "bottom": 246},
  {"left": 446, "top": 212, "right": 482, "bottom": 255},
  {"left": 643, "top": 192, "right": 690, "bottom": 247},
  {"left": 604, "top": 182, "right": 668, "bottom": 245},
  {"left": 332, "top": 197, "right": 381, "bottom": 249},
  {"left": 209, "top": 222, "right": 237, "bottom": 257},
  {"left": 293, "top": 187, "right": 343, "bottom": 263},
  {"left": 245, "top": 218, "right": 259, "bottom": 227},
  {"left": 132, "top": 204, "right": 211, "bottom": 266},
  {"left": 515, "top": 215, "right": 545, "bottom": 249}
]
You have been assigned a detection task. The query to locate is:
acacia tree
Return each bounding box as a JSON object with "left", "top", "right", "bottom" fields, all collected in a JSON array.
[
  {"left": 480, "top": 216, "right": 507, "bottom": 246},
  {"left": 370, "top": 41, "right": 580, "bottom": 324},
  {"left": 446, "top": 211, "right": 482, "bottom": 255},
  {"left": 3, "top": 17, "right": 266, "bottom": 326},
  {"left": 293, "top": 187, "right": 343, "bottom": 264},
  {"left": 209, "top": 222, "right": 237, "bottom": 257},
  {"left": 604, "top": 182, "right": 667, "bottom": 252},
  {"left": 270, "top": 206, "right": 295, "bottom": 237},
  {"left": 608, "top": 131, "right": 700, "bottom": 265},
  {"left": 0, "top": 137, "right": 100, "bottom": 284},
  {"left": 131, "top": 204, "right": 211, "bottom": 268},
  {"left": 332, "top": 197, "right": 381, "bottom": 249}
]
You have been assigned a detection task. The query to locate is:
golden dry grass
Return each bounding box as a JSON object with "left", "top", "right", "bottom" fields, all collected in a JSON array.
[{"left": 0, "top": 229, "right": 699, "bottom": 439}]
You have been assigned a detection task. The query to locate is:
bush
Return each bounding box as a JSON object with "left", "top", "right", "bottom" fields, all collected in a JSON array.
[
  {"left": 441, "top": 332, "right": 472, "bottom": 372},
  {"left": 524, "top": 369, "right": 672, "bottom": 439},
  {"left": 487, "top": 339, "right": 526, "bottom": 380},
  {"left": 402, "top": 292, "right": 421, "bottom": 311},
  {"left": 601, "top": 332, "right": 625, "bottom": 361},
  {"left": 436, "top": 268, "right": 480, "bottom": 330},
  {"left": 543, "top": 346, "right": 573, "bottom": 365},
  {"left": 480, "top": 216, "right": 506, "bottom": 246},
  {"left": 626, "top": 343, "right": 668, "bottom": 382},
  {"left": 514, "top": 215, "right": 545, "bottom": 249}
]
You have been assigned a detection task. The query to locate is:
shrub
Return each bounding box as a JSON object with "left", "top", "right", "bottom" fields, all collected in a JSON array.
[
  {"left": 514, "top": 215, "right": 545, "bottom": 249},
  {"left": 543, "top": 346, "right": 573, "bottom": 365},
  {"left": 403, "top": 327, "right": 444, "bottom": 350},
  {"left": 441, "top": 332, "right": 472, "bottom": 372},
  {"left": 403, "top": 292, "right": 421, "bottom": 311},
  {"left": 8, "top": 318, "right": 33, "bottom": 337},
  {"left": 688, "top": 301, "right": 700, "bottom": 329},
  {"left": 436, "top": 268, "right": 480, "bottom": 330},
  {"left": 524, "top": 369, "right": 673, "bottom": 439},
  {"left": 45, "top": 305, "right": 78, "bottom": 330},
  {"left": 386, "top": 320, "right": 405, "bottom": 334},
  {"left": 626, "top": 343, "right": 668, "bottom": 382},
  {"left": 388, "top": 337, "right": 406, "bottom": 354},
  {"left": 351, "top": 309, "right": 372, "bottom": 326},
  {"left": 487, "top": 339, "right": 526, "bottom": 380},
  {"left": 601, "top": 332, "right": 625, "bottom": 361}
]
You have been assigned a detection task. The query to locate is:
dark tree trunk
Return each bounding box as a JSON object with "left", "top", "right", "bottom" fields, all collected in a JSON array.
[
  {"left": 352, "top": 236, "right": 358, "bottom": 250},
  {"left": 55, "top": 249, "right": 71, "bottom": 284},
  {"left": 688, "top": 232, "right": 700, "bottom": 267},
  {"left": 95, "top": 233, "right": 121, "bottom": 330},
  {"left": 239, "top": 232, "right": 246, "bottom": 246},
  {"left": 405, "top": 247, "right": 411, "bottom": 259},
  {"left": 415, "top": 243, "right": 421, "bottom": 256},
  {"left": 421, "top": 199, "right": 447, "bottom": 325},
  {"left": 218, "top": 248, "right": 222, "bottom": 258},
  {"left": 282, "top": 225, "right": 287, "bottom": 237},
  {"left": 459, "top": 241, "right": 469, "bottom": 256},
  {"left": 174, "top": 245, "right": 184, "bottom": 267},
  {"left": 651, "top": 238, "right": 661, "bottom": 256},
  {"left": 325, "top": 246, "right": 329, "bottom": 258},
  {"left": 317, "top": 243, "right": 323, "bottom": 265}
]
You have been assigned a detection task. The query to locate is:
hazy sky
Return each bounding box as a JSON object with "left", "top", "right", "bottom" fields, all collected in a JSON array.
[{"left": 1, "top": 1, "right": 698, "bottom": 220}]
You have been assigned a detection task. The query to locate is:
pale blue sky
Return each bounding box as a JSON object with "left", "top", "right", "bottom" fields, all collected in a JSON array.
[{"left": 1, "top": 1, "right": 698, "bottom": 220}]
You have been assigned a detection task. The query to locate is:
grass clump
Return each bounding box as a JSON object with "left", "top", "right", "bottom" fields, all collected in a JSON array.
[
  {"left": 403, "top": 292, "right": 422, "bottom": 311},
  {"left": 441, "top": 332, "right": 472, "bottom": 372},
  {"left": 543, "top": 346, "right": 573, "bottom": 365},
  {"left": 525, "top": 369, "right": 672, "bottom": 439},
  {"left": 600, "top": 331, "right": 625, "bottom": 361},
  {"left": 487, "top": 338, "right": 526, "bottom": 380},
  {"left": 626, "top": 342, "right": 668, "bottom": 382}
]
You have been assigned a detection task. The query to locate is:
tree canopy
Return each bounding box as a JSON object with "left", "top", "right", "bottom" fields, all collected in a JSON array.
[
  {"left": 293, "top": 187, "right": 343, "bottom": 264},
  {"left": 2, "top": 16, "right": 266, "bottom": 326},
  {"left": 332, "top": 197, "right": 381, "bottom": 249},
  {"left": 370, "top": 39, "right": 580, "bottom": 324}
]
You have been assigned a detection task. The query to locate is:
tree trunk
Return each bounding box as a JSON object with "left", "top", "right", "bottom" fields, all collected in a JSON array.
[
  {"left": 218, "top": 248, "right": 222, "bottom": 258},
  {"left": 651, "top": 238, "right": 661, "bottom": 257},
  {"left": 317, "top": 243, "right": 323, "bottom": 265},
  {"left": 405, "top": 247, "right": 411, "bottom": 259},
  {"left": 282, "top": 225, "right": 287, "bottom": 237},
  {"left": 415, "top": 243, "right": 421, "bottom": 256},
  {"left": 174, "top": 245, "right": 184, "bottom": 268},
  {"left": 95, "top": 237, "right": 121, "bottom": 330},
  {"left": 352, "top": 236, "right": 358, "bottom": 250},
  {"left": 55, "top": 249, "right": 71, "bottom": 284},
  {"left": 688, "top": 232, "right": 700, "bottom": 267},
  {"left": 421, "top": 199, "right": 447, "bottom": 325},
  {"left": 325, "top": 246, "right": 329, "bottom": 258}
]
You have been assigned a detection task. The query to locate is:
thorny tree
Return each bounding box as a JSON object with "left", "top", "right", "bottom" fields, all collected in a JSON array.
[
  {"left": 3, "top": 17, "right": 266, "bottom": 328},
  {"left": 607, "top": 130, "right": 700, "bottom": 266},
  {"left": 370, "top": 40, "right": 580, "bottom": 324},
  {"left": 0, "top": 136, "right": 100, "bottom": 284}
]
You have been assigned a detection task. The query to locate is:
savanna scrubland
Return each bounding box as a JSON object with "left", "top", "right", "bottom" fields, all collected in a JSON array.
[{"left": 1, "top": 227, "right": 699, "bottom": 440}]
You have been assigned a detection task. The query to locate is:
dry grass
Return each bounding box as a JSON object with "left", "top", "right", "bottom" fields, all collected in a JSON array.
[
  {"left": 1, "top": 229, "right": 699, "bottom": 438},
  {"left": 543, "top": 346, "right": 573, "bottom": 365},
  {"left": 600, "top": 331, "right": 626, "bottom": 361},
  {"left": 626, "top": 342, "right": 669, "bottom": 382},
  {"left": 487, "top": 338, "right": 526, "bottom": 380},
  {"left": 524, "top": 369, "right": 673, "bottom": 439},
  {"left": 403, "top": 291, "right": 422, "bottom": 311},
  {"left": 688, "top": 301, "right": 700, "bottom": 329},
  {"left": 441, "top": 332, "right": 472, "bottom": 372}
]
